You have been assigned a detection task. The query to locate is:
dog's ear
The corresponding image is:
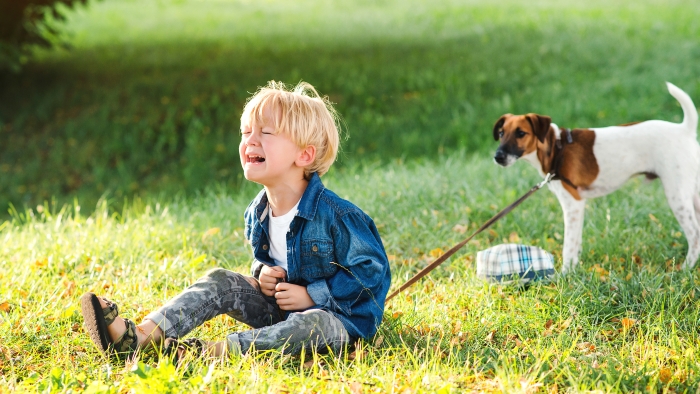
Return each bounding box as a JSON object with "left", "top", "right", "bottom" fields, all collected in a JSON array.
[
  {"left": 525, "top": 114, "right": 552, "bottom": 142},
  {"left": 493, "top": 114, "right": 511, "bottom": 141}
]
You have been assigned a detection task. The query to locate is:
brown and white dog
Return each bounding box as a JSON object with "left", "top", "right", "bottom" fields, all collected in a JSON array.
[{"left": 492, "top": 82, "right": 700, "bottom": 272}]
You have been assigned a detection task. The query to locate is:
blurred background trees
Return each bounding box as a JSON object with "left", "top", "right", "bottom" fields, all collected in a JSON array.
[{"left": 0, "top": 0, "right": 92, "bottom": 71}]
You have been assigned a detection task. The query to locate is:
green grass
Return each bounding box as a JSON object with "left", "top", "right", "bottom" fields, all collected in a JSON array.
[
  {"left": 0, "top": 0, "right": 699, "bottom": 211},
  {"left": 3, "top": 153, "right": 700, "bottom": 392},
  {"left": 3, "top": 0, "right": 700, "bottom": 391}
]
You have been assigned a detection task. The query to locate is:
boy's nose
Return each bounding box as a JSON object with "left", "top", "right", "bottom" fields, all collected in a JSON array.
[{"left": 244, "top": 134, "right": 260, "bottom": 146}]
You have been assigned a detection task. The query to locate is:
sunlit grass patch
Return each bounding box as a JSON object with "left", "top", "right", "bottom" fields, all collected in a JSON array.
[{"left": 3, "top": 153, "right": 700, "bottom": 391}]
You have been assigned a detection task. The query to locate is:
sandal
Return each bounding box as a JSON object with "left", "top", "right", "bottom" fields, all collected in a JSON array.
[
  {"left": 80, "top": 292, "right": 138, "bottom": 360},
  {"left": 163, "top": 338, "right": 207, "bottom": 367}
]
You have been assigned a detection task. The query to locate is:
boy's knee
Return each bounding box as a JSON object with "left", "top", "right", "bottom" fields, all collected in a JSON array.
[
  {"left": 202, "top": 268, "right": 257, "bottom": 289},
  {"left": 203, "top": 268, "right": 231, "bottom": 280}
]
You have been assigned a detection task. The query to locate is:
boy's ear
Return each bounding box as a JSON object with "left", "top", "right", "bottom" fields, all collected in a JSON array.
[{"left": 296, "top": 145, "right": 316, "bottom": 167}]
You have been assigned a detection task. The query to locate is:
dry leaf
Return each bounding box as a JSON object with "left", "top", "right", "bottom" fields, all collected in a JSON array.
[
  {"left": 544, "top": 319, "right": 554, "bottom": 329},
  {"left": 33, "top": 258, "right": 48, "bottom": 269},
  {"left": 452, "top": 224, "right": 468, "bottom": 234},
  {"left": 576, "top": 342, "right": 596, "bottom": 353},
  {"left": 508, "top": 232, "right": 520, "bottom": 242},
  {"left": 202, "top": 227, "right": 220, "bottom": 241},
  {"left": 621, "top": 317, "right": 637, "bottom": 330},
  {"left": 659, "top": 367, "right": 672, "bottom": 383},
  {"left": 374, "top": 335, "right": 384, "bottom": 347},
  {"left": 0, "top": 301, "right": 9, "bottom": 312},
  {"left": 349, "top": 382, "right": 363, "bottom": 394},
  {"left": 559, "top": 317, "right": 572, "bottom": 330},
  {"left": 429, "top": 248, "right": 444, "bottom": 258},
  {"left": 302, "top": 360, "right": 315, "bottom": 369}
]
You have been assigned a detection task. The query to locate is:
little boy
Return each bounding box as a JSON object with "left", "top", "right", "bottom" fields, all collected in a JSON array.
[{"left": 80, "top": 81, "right": 391, "bottom": 361}]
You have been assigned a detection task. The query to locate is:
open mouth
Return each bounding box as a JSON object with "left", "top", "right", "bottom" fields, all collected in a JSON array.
[{"left": 248, "top": 155, "right": 266, "bottom": 163}]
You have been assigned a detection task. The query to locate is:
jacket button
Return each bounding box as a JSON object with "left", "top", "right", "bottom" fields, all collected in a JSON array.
[
  {"left": 312, "top": 245, "right": 318, "bottom": 252},
  {"left": 262, "top": 244, "right": 269, "bottom": 250}
]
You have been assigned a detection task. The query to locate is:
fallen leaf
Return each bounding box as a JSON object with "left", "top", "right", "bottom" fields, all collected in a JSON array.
[
  {"left": 621, "top": 317, "right": 637, "bottom": 330},
  {"left": 0, "top": 302, "right": 9, "bottom": 312},
  {"left": 452, "top": 224, "right": 468, "bottom": 234},
  {"left": 659, "top": 367, "right": 672, "bottom": 383},
  {"left": 374, "top": 335, "right": 384, "bottom": 347},
  {"left": 32, "top": 258, "right": 48, "bottom": 270},
  {"left": 508, "top": 232, "right": 520, "bottom": 242},
  {"left": 429, "top": 248, "right": 444, "bottom": 258},
  {"left": 559, "top": 317, "right": 572, "bottom": 330},
  {"left": 202, "top": 227, "right": 220, "bottom": 241},
  {"left": 349, "top": 382, "right": 363, "bottom": 394},
  {"left": 576, "top": 342, "right": 596, "bottom": 353}
]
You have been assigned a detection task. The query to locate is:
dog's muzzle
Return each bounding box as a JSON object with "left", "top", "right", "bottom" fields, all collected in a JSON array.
[{"left": 494, "top": 149, "right": 509, "bottom": 166}]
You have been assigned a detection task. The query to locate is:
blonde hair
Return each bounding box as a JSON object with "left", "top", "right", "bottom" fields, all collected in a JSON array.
[{"left": 240, "top": 81, "right": 341, "bottom": 179}]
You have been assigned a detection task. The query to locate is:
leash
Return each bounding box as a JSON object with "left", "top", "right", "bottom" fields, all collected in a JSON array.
[{"left": 385, "top": 172, "right": 556, "bottom": 302}]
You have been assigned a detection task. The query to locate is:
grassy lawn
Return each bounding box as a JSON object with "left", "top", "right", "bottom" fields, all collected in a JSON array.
[
  {"left": 2, "top": 0, "right": 700, "bottom": 392},
  {"left": 2, "top": 154, "right": 700, "bottom": 392}
]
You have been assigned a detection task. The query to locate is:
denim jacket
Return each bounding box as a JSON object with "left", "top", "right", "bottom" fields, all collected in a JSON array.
[{"left": 244, "top": 172, "right": 391, "bottom": 340}]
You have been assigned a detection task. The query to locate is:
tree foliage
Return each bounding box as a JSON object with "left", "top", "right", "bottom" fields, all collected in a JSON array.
[{"left": 0, "top": 0, "right": 91, "bottom": 71}]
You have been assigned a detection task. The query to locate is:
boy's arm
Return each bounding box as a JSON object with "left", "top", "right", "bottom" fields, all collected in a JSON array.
[{"left": 306, "top": 212, "right": 390, "bottom": 315}]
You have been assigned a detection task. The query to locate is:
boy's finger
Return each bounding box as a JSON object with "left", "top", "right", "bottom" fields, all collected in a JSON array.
[{"left": 269, "top": 266, "right": 287, "bottom": 276}]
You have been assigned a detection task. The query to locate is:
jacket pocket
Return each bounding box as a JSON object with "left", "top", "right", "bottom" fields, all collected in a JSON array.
[{"left": 300, "top": 239, "right": 337, "bottom": 279}]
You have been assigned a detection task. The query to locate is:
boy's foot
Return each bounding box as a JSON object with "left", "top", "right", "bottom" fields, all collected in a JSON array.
[{"left": 80, "top": 292, "right": 139, "bottom": 359}]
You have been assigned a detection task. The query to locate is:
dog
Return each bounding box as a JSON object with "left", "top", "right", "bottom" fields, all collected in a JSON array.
[{"left": 492, "top": 82, "right": 700, "bottom": 272}]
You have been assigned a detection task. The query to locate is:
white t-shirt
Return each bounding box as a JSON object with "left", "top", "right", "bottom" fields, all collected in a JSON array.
[{"left": 268, "top": 201, "right": 300, "bottom": 272}]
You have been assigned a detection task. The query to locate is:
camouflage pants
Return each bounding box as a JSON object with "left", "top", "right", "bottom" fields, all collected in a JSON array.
[{"left": 144, "top": 268, "right": 351, "bottom": 356}]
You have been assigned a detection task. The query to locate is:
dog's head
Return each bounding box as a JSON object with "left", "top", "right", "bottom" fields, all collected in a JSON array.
[{"left": 492, "top": 113, "right": 552, "bottom": 167}]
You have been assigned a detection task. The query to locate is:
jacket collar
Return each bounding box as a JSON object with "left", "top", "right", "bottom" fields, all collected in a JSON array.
[
  {"left": 254, "top": 172, "right": 325, "bottom": 222},
  {"left": 296, "top": 172, "right": 324, "bottom": 221}
]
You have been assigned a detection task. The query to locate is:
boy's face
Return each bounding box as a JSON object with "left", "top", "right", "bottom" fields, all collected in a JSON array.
[{"left": 239, "top": 106, "right": 305, "bottom": 186}]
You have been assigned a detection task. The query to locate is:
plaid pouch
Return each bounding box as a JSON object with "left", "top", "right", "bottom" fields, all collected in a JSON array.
[{"left": 476, "top": 244, "right": 555, "bottom": 284}]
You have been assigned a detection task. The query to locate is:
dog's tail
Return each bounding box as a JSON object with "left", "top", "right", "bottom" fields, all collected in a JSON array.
[{"left": 667, "top": 81, "right": 698, "bottom": 135}]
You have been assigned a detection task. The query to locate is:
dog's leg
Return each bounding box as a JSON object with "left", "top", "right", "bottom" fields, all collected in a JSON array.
[
  {"left": 549, "top": 182, "right": 586, "bottom": 272},
  {"left": 665, "top": 186, "right": 700, "bottom": 269}
]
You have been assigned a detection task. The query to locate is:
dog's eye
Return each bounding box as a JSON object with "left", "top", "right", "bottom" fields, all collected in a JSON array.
[
  {"left": 516, "top": 130, "right": 526, "bottom": 138},
  {"left": 498, "top": 131, "right": 504, "bottom": 138}
]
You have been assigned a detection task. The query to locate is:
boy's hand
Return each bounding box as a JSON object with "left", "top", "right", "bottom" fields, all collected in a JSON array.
[
  {"left": 274, "top": 283, "right": 315, "bottom": 311},
  {"left": 259, "top": 265, "right": 286, "bottom": 297}
]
